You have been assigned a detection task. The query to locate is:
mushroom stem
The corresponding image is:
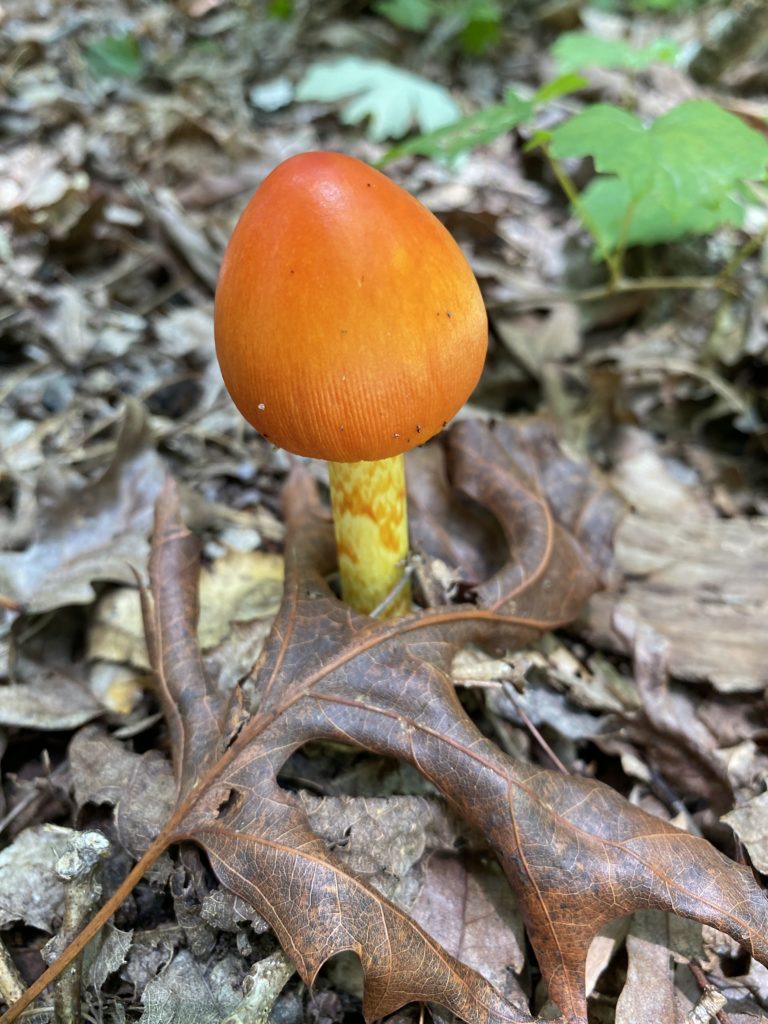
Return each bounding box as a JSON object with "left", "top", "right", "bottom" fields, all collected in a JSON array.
[{"left": 327, "top": 455, "right": 411, "bottom": 617}]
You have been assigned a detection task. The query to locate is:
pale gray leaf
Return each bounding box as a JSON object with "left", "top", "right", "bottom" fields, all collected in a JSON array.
[
  {"left": 0, "top": 401, "right": 165, "bottom": 612},
  {"left": 138, "top": 950, "right": 241, "bottom": 1024},
  {"left": 0, "top": 825, "right": 75, "bottom": 931},
  {"left": 86, "top": 923, "right": 134, "bottom": 993},
  {"left": 0, "top": 669, "right": 101, "bottom": 729},
  {"left": 297, "top": 57, "right": 459, "bottom": 142},
  {"left": 410, "top": 854, "right": 527, "bottom": 994},
  {"left": 69, "top": 726, "right": 175, "bottom": 857},
  {"left": 723, "top": 793, "right": 768, "bottom": 874},
  {"left": 615, "top": 912, "right": 678, "bottom": 1024}
]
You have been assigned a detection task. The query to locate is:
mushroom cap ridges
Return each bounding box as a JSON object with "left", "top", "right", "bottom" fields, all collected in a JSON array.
[{"left": 214, "top": 151, "right": 487, "bottom": 462}]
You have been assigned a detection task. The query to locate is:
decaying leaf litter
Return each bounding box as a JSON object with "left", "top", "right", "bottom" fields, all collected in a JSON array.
[{"left": 1, "top": 1, "right": 768, "bottom": 1022}]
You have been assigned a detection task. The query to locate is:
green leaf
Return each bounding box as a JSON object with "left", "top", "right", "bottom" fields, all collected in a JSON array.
[
  {"left": 374, "top": 0, "right": 501, "bottom": 52},
  {"left": 462, "top": 0, "right": 502, "bottom": 20},
  {"left": 373, "top": 0, "right": 435, "bottom": 31},
  {"left": 382, "top": 89, "right": 532, "bottom": 163},
  {"left": 268, "top": 0, "right": 294, "bottom": 17},
  {"left": 532, "top": 72, "right": 589, "bottom": 104},
  {"left": 460, "top": 16, "right": 501, "bottom": 56},
  {"left": 631, "top": 0, "right": 703, "bottom": 10},
  {"left": 552, "top": 31, "right": 678, "bottom": 74},
  {"left": 84, "top": 34, "right": 144, "bottom": 80},
  {"left": 459, "top": 0, "right": 502, "bottom": 55},
  {"left": 382, "top": 74, "right": 586, "bottom": 165},
  {"left": 524, "top": 128, "right": 553, "bottom": 153},
  {"left": 550, "top": 103, "right": 646, "bottom": 174},
  {"left": 645, "top": 102, "right": 768, "bottom": 204},
  {"left": 296, "top": 57, "right": 460, "bottom": 142},
  {"left": 551, "top": 100, "right": 768, "bottom": 216},
  {"left": 580, "top": 177, "right": 746, "bottom": 254}
]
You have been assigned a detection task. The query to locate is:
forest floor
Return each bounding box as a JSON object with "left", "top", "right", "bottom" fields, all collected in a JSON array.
[{"left": 1, "top": 1, "right": 768, "bottom": 1022}]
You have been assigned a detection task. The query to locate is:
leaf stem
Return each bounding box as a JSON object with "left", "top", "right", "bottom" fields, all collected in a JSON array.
[
  {"left": 616, "top": 354, "right": 757, "bottom": 426},
  {"left": 614, "top": 196, "right": 638, "bottom": 277},
  {"left": 542, "top": 145, "right": 622, "bottom": 285},
  {"left": 718, "top": 220, "right": 768, "bottom": 284},
  {"left": 501, "top": 682, "right": 570, "bottom": 775},
  {"left": 491, "top": 273, "right": 741, "bottom": 311}
]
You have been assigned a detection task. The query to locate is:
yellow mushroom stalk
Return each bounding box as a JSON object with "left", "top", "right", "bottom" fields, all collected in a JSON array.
[{"left": 328, "top": 455, "right": 410, "bottom": 617}]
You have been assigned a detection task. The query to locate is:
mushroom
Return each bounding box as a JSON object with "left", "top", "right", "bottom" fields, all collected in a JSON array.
[{"left": 214, "top": 151, "right": 487, "bottom": 616}]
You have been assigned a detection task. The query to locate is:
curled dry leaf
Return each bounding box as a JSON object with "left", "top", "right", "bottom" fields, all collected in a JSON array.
[
  {"left": 8, "top": 420, "right": 768, "bottom": 1024},
  {"left": 409, "top": 419, "right": 621, "bottom": 614},
  {"left": 611, "top": 610, "right": 734, "bottom": 813}
]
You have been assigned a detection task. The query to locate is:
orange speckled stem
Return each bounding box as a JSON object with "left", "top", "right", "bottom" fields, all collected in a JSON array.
[{"left": 327, "top": 456, "right": 411, "bottom": 617}]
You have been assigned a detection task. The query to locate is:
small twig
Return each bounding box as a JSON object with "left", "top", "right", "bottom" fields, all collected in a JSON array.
[
  {"left": 491, "top": 273, "right": 742, "bottom": 312},
  {"left": 112, "top": 710, "right": 163, "bottom": 741},
  {"left": 618, "top": 355, "right": 756, "bottom": 426},
  {"left": 370, "top": 562, "right": 415, "bottom": 619},
  {"left": 614, "top": 196, "right": 639, "bottom": 277},
  {"left": 501, "top": 682, "right": 570, "bottom": 775},
  {"left": 687, "top": 962, "right": 730, "bottom": 1024},
  {"left": 221, "top": 950, "right": 295, "bottom": 1024},
  {"left": 45, "top": 832, "right": 111, "bottom": 1024},
  {"left": 718, "top": 220, "right": 768, "bottom": 284},
  {"left": 647, "top": 768, "right": 703, "bottom": 838},
  {"left": 0, "top": 942, "right": 24, "bottom": 1010},
  {"left": 0, "top": 762, "right": 70, "bottom": 838}
]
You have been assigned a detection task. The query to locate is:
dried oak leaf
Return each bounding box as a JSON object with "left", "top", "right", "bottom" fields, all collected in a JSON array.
[{"left": 140, "top": 420, "right": 768, "bottom": 1024}]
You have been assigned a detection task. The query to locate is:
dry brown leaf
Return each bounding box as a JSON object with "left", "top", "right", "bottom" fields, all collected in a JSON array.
[
  {"left": 9, "top": 421, "right": 768, "bottom": 1024},
  {"left": 137, "top": 419, "right": 768, "bottom": 1019},
  {"left": 588, "top": 442, "right": 768, "bottom": 694},
  {"left": 409, "top": 854, "right": 527, "bottom": 993},
  {"left": 722, "top": 794, "right": 768, "bottom": 875},
  {"left": 0, "top": 402, "right": 165, "bottom": 614},
  {"left": 69, "top": 727, "right": 175, "bottom": 860},
  {"left": 138, "top": 421, "right": 767, "bottom": 1024},
  {"left": 614, "top": 912, "right": 679, "bottom": 1024},
  {"left": 0, "top": 666, "right": 101, "bottom": 731}
]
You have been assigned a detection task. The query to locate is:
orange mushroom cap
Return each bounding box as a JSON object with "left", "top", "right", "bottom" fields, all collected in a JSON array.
[{"left": 214, "top": 151, "right": 487, "bottom": 463}]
